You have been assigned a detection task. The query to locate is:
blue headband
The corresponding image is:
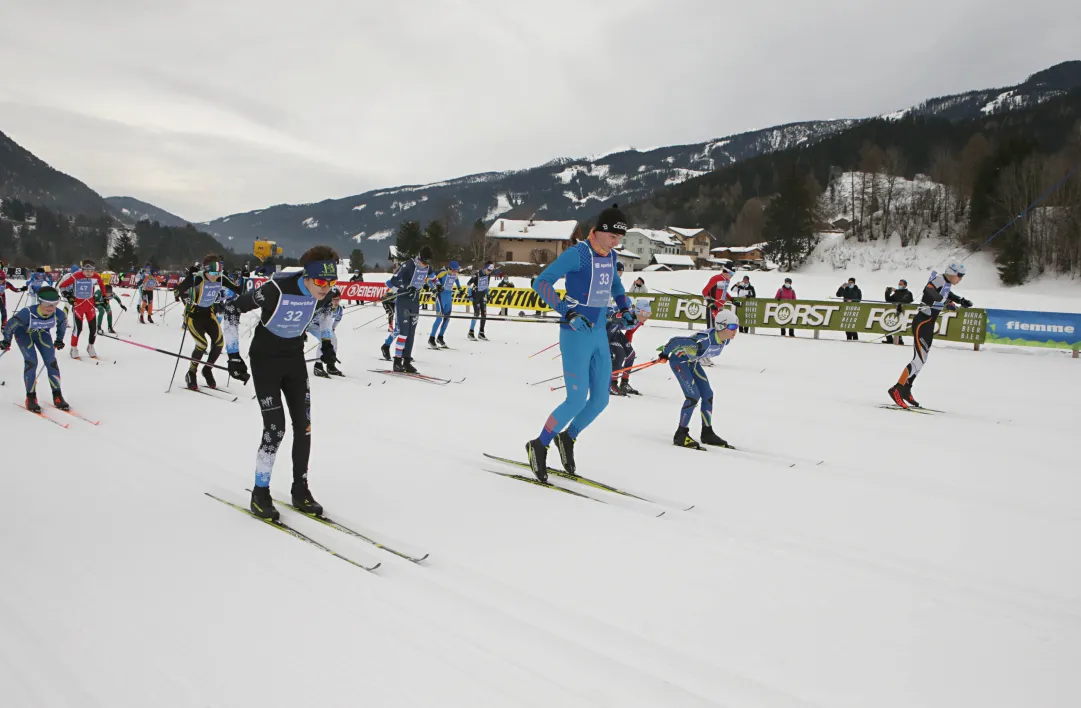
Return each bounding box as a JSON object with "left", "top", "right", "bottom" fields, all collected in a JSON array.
[{"left": 303, "top": 261, "right": 337, "bottom": 279}]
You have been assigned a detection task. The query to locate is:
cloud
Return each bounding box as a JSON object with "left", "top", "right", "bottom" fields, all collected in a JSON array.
[{"left": 1, "top": 0, "right": 1078, "bottom": 220}]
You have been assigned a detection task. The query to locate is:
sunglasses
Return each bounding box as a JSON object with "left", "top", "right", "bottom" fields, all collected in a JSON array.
[
  {"left": 724, "top": 323, "right": 739, "bottom": 331},
  {"left": 206, "top": 270, "right": 222, "bottom": 276},
  {"left": 311, "top": 277, "right": 337, "bottom": 288}
]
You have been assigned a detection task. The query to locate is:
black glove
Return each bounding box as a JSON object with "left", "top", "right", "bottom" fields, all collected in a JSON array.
[
  {"left": 320, "top": 339, "right": 337, "bottom": 365},
  {"left": 64, "top": 293, "right": 76, "bottom": 306},
  {"left": 0, "top": 339, "right": 11, "bottom": 351},
  {"left": 19, "top": 285, "right": 28, "bottom": 292},
  {"left": 227, "top": 353, "right": 250, "bottom": 383},
  {"left": 565, "top": 310, "right": 591, "bottom": 331},
  {"left": 55, "top": 340, "right": 65, "bottom": 351},
  {"left": 656, "top": 349, "right": 669, "bottom": 362},
  {"left": 732, "top": 300, "right": 743, "bottom": 308},
  {"left": 121, "top": 305, "right": 128, "bottom": 311},
  {"left": 405, "top": 285, "right": 418, "bottom": 298},
  {"left": 960, "top": 298, "right": 972, "bottom": 308}
]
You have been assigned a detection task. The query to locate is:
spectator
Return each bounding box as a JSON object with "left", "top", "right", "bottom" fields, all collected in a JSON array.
[
  {"left": 774, "top": 277, "right": 797, "bottom": 337},
  {"left": 884, "top": 278, "right": 914, "bottom": 345},
  {"left": 701, "top": 269, "right": 732, "bottom": 328},
  {"left": 835, "top": 277, "right": 862, "bottom": 340},
  {"left": 497, "top": 275, "right": 513, "bottom": 316},
  {"left": 630, "top": 276, "right": 647, "bottom": 293},
  {"left": 731, "top": 275, "right": 755, "bottom": 332}
]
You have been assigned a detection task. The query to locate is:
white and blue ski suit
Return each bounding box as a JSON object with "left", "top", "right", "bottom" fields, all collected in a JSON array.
[
  {"left": 429, "top": 268, "right": 459, "bottom": 339},
  {"left": 661, "top": 329, "right": 731, "bottom": 428}
]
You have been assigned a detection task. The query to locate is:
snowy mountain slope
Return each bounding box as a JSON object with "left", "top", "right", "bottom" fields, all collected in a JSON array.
[
  {"left": 0, "top": 129, "right": 110, "bottom": 216},
  {"left": 105, "top": 196, "right": 193, "bottom": 228},
  {"left": 0, "top": 277, "right": 1078, "bottom": 707}
]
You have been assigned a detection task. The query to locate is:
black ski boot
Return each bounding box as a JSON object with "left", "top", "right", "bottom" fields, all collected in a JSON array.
[
  {"left": 52, "top": 390, "right": 71, "bottom": 412},
  {"left": 673, "top": 426, "right": 703, "bottom": 450},
  {"left": 467, "top": 330, "right": 477, "bottom": 340},
  {"left": 436, "top": 336, "right": 448, "bottom": 348},
  {"left": 250, "top": 485, "right": 280, "bottom": 521},
  {"left": 402, "top": 357, "right": 418, "bottom": 374},
  {"left": 525, "top": 438, "right": 549, "bottom": 483},
  {"left": 380, "top": 343, "right": 391, "bottom": 361},
  {"left": 148, "top": 314, "right": 154, "bottom": 323},
  {"left": 313, "top": 361, "right": 330, "bottom": 378},
  {"left": 326, "top": 362, "right": 344, "bottom": 377},
  {"left": 393, "top": 357, "right": 405, "bottom": 373},
  {"left": 700, "top": 425, "right": 730, "bottom": 448},
  {"left": 185, "top": 370, "right": 199, "bottom": 390},
  {"left": 25, "top": 392, "right": 42, "bottom": 413},
  {"left": 202, "top": 366, "right": 217, "bottom": 389},
  {"left": 609, "top": 381, "right": 626, "bottom": 396},
  {"left": 478, "top": 332, "right": 488, "bottom": 341},
  {"left": 900, "top": 384, "right": 920, "bottom": 408},
  {"left": 620, "top": 379, "right": 640, "bottom": 396},
  {"left": 555, "top": 431, "right": 576, "bottom": 474},
  {"left": 108, "top": 327, "right": 117, "bottom": 334},
  {"left": 428, "top": 336, "right": 439, "bottom": 349},
  {"left": 291, "top": 482, "right": 323, "bottom": 516}
]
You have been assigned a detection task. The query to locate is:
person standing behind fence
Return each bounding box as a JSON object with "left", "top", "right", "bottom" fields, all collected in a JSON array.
[
  {"left": 701, "top": 269, "right": 732, "bottom": 328},
  {"left": 467, "top": 261, "right": 495, "bottom": 340},
  {"left": 775, "top": 277, "right": 797, "bottom": 337},
  {"left": 730, "top": 276, "right": 755, "bottom": 332},
  {"left": 496, "top": 275, "right": 513, "bottom": 315},
  {"left": 884, "top": 279, "right": 914, "bottom": 344},
  {"left": 836, "top": 277, "right": 862, "bottom": 340},
  {"left": 630, "top": 276, "right": 647, "bottom": 294}
]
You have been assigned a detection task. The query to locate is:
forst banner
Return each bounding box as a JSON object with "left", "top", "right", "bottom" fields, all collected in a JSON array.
[
  {"left": 246, "top": 280, "right": 563, "bottom": 311},
  {"left": 642, "top": 294, "right": 986, "bottom": 344},
  {"left": 984, "top": 308, "right": 1081, "bottom": 350}
]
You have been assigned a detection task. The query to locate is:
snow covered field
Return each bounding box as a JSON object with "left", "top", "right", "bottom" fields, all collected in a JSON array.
[{"left": 1, "top": 268, "right": 1079, "bottom": 707}]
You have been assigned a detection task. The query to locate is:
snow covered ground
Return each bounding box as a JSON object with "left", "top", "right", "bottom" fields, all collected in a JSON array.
[{"left": 1, "top": 272, "right": 1079, "bottom": 707}]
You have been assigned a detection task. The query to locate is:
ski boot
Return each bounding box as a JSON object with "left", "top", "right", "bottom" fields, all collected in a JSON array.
[
  {"left": 250, "top": 485, "right": 280, "bottom": 521},
  {"left": 555, "top": 431, "right": 576, "bottom": 474},
  {"left": 108, "top": 327, "right": 117, "bottom": 334},
  {"left": 185, "top": 370, "right": 199, "bottom": 390},
  {"left": 887, "top": 385, "right": 908, "bottom": 409},
  {"left": 70, "top": 347, "right": 79, "bottom": 359},
  {"left": 202, "top": 366, "right": 217, "bottom": 389},
  {"left": 380, "top": 343, "right": 391, "bottom": 361},
  {"left": 900, "top": 384, "right": 920, "bottom": 408},
  {"left": 436, "top": 336, "right": 448, "bottom": 348},
  {"left": 673, "top": 426, "right": 704, "bottom": 450},
  {"left": 478, "top": 332, "right": 488, "bottom": 341},
  {"left": 428, "top": 336, "right": 439, "bottom": 349},
  {"left": 25, "top": 392, "right": 42, "bottom": 413},
  {"left": 467, "top": 330, "right": 477, "bottom": 340},
  {"left": 291, "top": 482, "right": 323, "bottom": 516},
  {"left": 327, "top": 362, "right": 344, "bottom": 376},
  {"left": 87, "top": 344, "right": 97, "bottom": 358},
  {"left": 139, "top": 314, "right": 145, "bottom": 324},
  {"left": 525, "top": 438, "right": 549, "bottom": 483},
  {"left": 393, "top": 357, "right": 405, "bottom": 373},
  {"left": 52, "top": 389, "right": 70, "bottom": 411},
  {"left": 620, "top": 379, "right": 641, "bottom": 396},
  {"left": 609, "top": 381, "right": 626, "bottom": 396},
  {"left": 148, "top": 314, "right": 154, "bottom": 323},
  {"left": 402, "top": 357, "right": 418, "bottom": 374},
  {"left": 700, "top": 425, "right": 730, "bottom": 448},
  {"left": 313, "top": 361, "right": 330, "bottom": 378}
]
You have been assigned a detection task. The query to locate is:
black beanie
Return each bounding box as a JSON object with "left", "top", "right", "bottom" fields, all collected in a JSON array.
[
  {"left": 418, "top": 246, "right": 433, "bottom": 262},
  {"left": 595, "top": 203, "right": 629, "bottom": 236}
]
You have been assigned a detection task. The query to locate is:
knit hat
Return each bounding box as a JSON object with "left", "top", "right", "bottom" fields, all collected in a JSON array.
[
  {"left": 595, "top": 203, "right": 629, "bottom": 236},
  {"left": 418, "top": 246, "right": 433, "bottom": 262},
  {"left": 37, "top": 286, "right": 60, "bottom": 303}
]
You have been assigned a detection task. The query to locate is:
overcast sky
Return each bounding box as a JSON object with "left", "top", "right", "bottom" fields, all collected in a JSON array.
[{"left": 1, "top": 0, "right": 1077, "bottom": 222}]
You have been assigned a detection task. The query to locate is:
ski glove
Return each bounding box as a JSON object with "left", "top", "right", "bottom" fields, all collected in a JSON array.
[
  {"left": 959, "top": 297, "right": 973, "bottom": 308},
  {"left": 121, "top": 305, "right": 128, "bottom": 311},
  {"left": 619, "top": 308, "right": 636, "bottom": 327},
  {"left": 320, "top": 339, "right": 337, "bottom": 365},
  {"left": 656, "top": 348, "right": 669, "bottom": 362},
  {"left": 0, "top": 340, "right": 10, "bottom": 351},
  {"left": 55, "top": 340, "right": 65, "bottom": 350},
  {"left": 227, "top": 353, "right": 250, "bottom": 383},
  {"left": 405, "top": 286, "right": 418, "bottom": 298},
  {"left": 19, "top": 285, "right": 28, "bottom": 292},
  {"left": 565, "top": 311, "right": 591, "bottom": 331}
]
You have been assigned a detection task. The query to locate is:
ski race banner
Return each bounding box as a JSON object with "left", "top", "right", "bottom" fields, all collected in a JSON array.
[{"left": 984, "top": 308, "right": 1081, "bottom": 351}]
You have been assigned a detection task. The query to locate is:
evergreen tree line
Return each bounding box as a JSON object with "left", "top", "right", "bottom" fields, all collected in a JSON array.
[
  {"left": 630, "top": 87, "right": 1081, "bottom": 281},
  {"left": 394, "top": 217, "right": 499, "bottom": 268}
]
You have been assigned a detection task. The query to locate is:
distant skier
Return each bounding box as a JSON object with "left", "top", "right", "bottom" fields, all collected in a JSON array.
[
  {"left": 884, "top": 279, "right": 914, "bottom": 345},
  {"left": 56, "top": 259, "right": 106, "bottom": 360},
  {"left": 525, "top": 203, "right": 634, "bottom": 480},
  {"left": 428, "top": 260, "right": 460, "bottom": 349},
  {"left": 701, "top": 269, "right": 733, "bottom": 329},
  {"left": 95, "top": 284, "right": 127, "bottom": 334},
  {"left": 173, "top": 254, "right": 242, "bottom": 390},
  {"left": 888, "top": 263, "right": 972, "bottom": 409},
  {"left": 310, "top": 287, "right": 344, "bottom": 378},
  {"left": 1, "top": 286, "right": 71, "bottom": 412},
  {"left": 135, "top": 264, "right": 159, "bottom": 323},
  {"left": 467, "top": 261, "right": 495, "bottom": 340},
  {"left": 607, "top": 297, "right": 651, "bottom": 396},
  {"left": 657, "top": 309, "right": 739, "bottom": 449},
  {"left": 222, "top": 245, "right": 339, "bottom": 520},
  {"left": 385, "top": 246, "right": 431, "bottom": 373},
  {"left": 24, "top": 269, "right": 53, "bottom": 307}
]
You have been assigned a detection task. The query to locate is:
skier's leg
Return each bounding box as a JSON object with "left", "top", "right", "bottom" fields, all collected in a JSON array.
[
  {"left": 694, "top": 363, "right": 714, "bottom": 428},
  {"left": 671, "top": 360, "right": 700, "bottom": 428},
  {"left": 186, "top": 314, "right": 209, "bottom": 375},
  {"left": 16, "top": 332, "right": 38, "bottom": 394},
  {"left": 565, "top": 326, "right": 613, "bottom": 439},
  {"left": 251, "top": 357, "right": 287, "bottom": 488},
  {"left": 279, "top": 357, "right": 312, "bottom": 487},
  {"left": 537, "top": 327, "right": 590, "bottom": 445}
]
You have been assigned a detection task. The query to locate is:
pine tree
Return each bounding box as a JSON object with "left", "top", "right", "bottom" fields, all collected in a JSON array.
[
  {"left": 762, "top": 169, "right": 818, "bottom": 270},
  {"left": 395, "top": 220, "right": 424, "bottom": 258},
  {"left": 996, "top": 230, "right": 1028, "bottom": 285},
  {"left": 110, "top": 231, "right": 138, "bottom": 272},
  {"left": 348, "top": 247, "right": 365, "bottom": 273},
  {"left": 424, "top": 220, "right": 449, "bottom": 262}
]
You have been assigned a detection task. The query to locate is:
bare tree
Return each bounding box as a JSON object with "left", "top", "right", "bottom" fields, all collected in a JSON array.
[{"left": 530, "top": 248, "right": 555, "bottom": 265}]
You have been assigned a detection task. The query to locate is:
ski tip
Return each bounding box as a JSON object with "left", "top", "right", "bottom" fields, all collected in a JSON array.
[
  {"left": 655, "top": 510, "right": 666, "bottom": 518},
  {"left": 682, "top": 505, "right": 696, "bottom": 512}
]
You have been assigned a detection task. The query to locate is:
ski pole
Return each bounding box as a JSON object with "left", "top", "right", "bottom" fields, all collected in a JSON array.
[
  {"left": 353, "top": 310, "right": 392, "bottom": 330},
  {"left": 97, "top": 332, "right": 234, "bottom": 375},
  {"left": 528, "top": 373, "right": 564, "bottom": 386},
  {"left": 551, "top": 359, "right": 663, "bottom": 392},
  {"left": 552, "top": 352, "right": 561, "bottom": 360},
  {"left": 417, "top": 312, "right": 565, "bottom": 324},
  {"left": 528, "top": 341, "right": 559, "bottom": 358},
  {"left": 165, "top": 324, "right": 189, "bottom": 393}
]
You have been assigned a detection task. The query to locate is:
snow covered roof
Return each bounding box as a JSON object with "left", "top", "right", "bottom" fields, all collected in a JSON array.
[
  {"left": 706, "top": 257, "right": 732, "bottom": 265},
  {"left": 643, "top": 263, "right": 672, "bottom": 271},
  {"left": 487, "top": 219, "right": 579, "bottom": 241},
  {"left": 651, "top": 253, "right": 696, "bottom": 267},
  {"left": 712, "top": 243, "right": 766, "bottom": 255},
  {"left": 625, "top": 228, "right": 681, "bottom": 247},
  {"left": 666, "top": 227, "right": 707, "bottom": 239},
  {"left": 614, "top": 247, "right": 641, "bottom": 259}
]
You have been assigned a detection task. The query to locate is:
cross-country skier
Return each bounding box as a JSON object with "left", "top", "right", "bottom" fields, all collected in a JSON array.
[
  {"left": 310, "top": 287, "right": 344, "bottom": 378},
  {"left": 385, "top": 245, "right": 431, "bottom": 373},
  {"left": 607, "top": 297, "right": 651, "bottom": 396},
  {"left": 135, "top": 264, "right": 159, "bottom": 323},
  {"left": 56, "top": 259, "right": 105, "bottom": 360},
  {"left": 702, "top": 269, "right": 733, "bottom": 329},
  {"left": 525, "top": 204, "right": 634, "bottom": 481},
  {"left": 24, "top": 269, "right": 53, "bottom": 307},
  {"left": 657, "top": 309, "right": 739, "bottom": 449},
  {"left": 173, "top": 254, "right": 242, "bottom": 390},
  {"left": 1, "top": 286, "right": 71, "bottom": 412},
  {"left": 467, "top": 261, "right": 495, "bottom": 340},
  {"left": 888, "top": 263, "right": 972, "bottom": 409},
  {"left": 428, "top": 260, "right": 460, "bottom": 349},
  {"left": 95, "top": 284, "right": 126, "bottom": 334},
  {"left": 221, "top": 246, "right": 339, "bottom": 520}
]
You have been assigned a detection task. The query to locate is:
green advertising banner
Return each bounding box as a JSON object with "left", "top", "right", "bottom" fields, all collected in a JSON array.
[{"left": 638, "top": 294, "right": 986, "bottom": 344}]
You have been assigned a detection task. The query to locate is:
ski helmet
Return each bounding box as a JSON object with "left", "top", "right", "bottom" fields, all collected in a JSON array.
[
  {"left": 944, "top": 262, "right": 966, "bottom": 277},
  {"left": 714, "top": 308, "right": 739, "bottom": 330},
  {"left": 634, "top": 297, "right": 652, "bottom": 314}
]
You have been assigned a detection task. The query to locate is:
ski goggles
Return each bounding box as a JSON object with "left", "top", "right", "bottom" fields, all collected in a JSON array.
[
  {"left": 311, "top": 277, "right": 337, "bottom": 288},
  {"left": 204, "top": 261, "right": 223, "bottom": 276},
  {"left": 724, "top": 323, "right": 739, "bottom": 331}
]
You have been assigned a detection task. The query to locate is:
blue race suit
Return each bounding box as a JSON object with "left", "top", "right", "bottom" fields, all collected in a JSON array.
[
  {"left": 662, "top": 331, "right": 730, "bottom": 428},
  {"left": 429, "top": 269, "right": 458, "bottom": 339},
  {"left": 533, "top": 240, "right": 630, "bottom": 444},
  {"left": 386, "top": 258, "right": 429, "bottom": 360},
  {"left": 3, "top": 305, "right": 68, "bottom": 395}
]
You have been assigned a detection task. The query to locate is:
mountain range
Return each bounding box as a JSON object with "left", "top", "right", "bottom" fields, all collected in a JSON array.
[{"left": 2, "top": 60, "right": 1079, "bottom": 263}]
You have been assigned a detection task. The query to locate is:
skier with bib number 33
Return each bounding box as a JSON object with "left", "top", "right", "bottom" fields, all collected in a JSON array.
[{"left": 524, "top": 204, "right": 635, "bottom": 482}]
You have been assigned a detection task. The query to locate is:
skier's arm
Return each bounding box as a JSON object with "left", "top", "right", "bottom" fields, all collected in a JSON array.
[
  {"left": 921, "top": 283, "right": 942, "bottom": 308},
  {"left": 221, "top": 276, "right": 241, "bottom": 294},
  {"left": 222, "top": 280, "right": 279, "bottom": 355},
  {"left": 660, "top": 335, "right": 697, "bottom": 360},
  {"left": 610, "top": 272, "right": 631, "bottom": 311},
  {"left": 54, "top": 309, "right": 68, "bottom": 343},
  {"left": 4, "top": 281, "right": 17, "bottom": 293},
  {"left": 387, "top": 260, "right": 415, "bottom": 290},
  {"left": 173, "top": 274, "right": 195, "bottom": 302},
  {"left": 2, "top": 308, "right": 29, "bottom": 341},
  {"left": 533, "top": 247, "right": 583, "bottom": 315}
]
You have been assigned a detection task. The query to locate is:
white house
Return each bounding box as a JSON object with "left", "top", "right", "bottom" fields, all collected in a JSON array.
[
  {"left": 486, "top": 218, "right": 582, "bottom": 265},
  {"left": 621, "top": 228, "right": 683, "bottom": 271},
  {"left": 665, "top": 227, "right": 714, "bottom": 263},
  {"left": 613, "top": 246, "right": 641, "bottom": 271},
  {"left": 650, "top": 253, "right": 697, "bottom": 271}
]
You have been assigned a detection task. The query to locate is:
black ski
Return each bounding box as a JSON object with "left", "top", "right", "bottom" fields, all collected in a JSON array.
[
  {"left": 205, "top": 493, "right": 381, "bottom": 571},
  {"left": 879, "top": 404, "right": 934, "bottom": 415},
  {"left": 185, "top": 387, "right": 239, "bottom": 402},
  {"left": 483, "top": 467, "right": 604, "bottom": 504}
]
